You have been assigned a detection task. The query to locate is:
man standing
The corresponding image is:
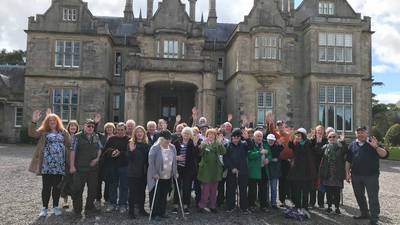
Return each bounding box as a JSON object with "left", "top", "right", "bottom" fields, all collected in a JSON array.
[
  {"left": 147, "top": 121, "right": 159, "bottom": 146},
  {"left": 70, "top": 119, "right": 102, "bottom": 215},
  {"left": 125, "top": 120, "right": 136, "bottom": 138},
  {"left": 346, "top": 126, "right": 389, "bottom": 225}
]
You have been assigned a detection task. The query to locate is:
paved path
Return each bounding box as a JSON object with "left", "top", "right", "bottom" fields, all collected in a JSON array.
[{"left": 0, "top": 144, "right": 398, "bottom": 225}]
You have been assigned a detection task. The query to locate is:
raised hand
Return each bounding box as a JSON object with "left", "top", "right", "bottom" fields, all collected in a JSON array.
[
  {"left": 32, "top": 110, "right": 41, "bottom": 123},
  {"left": 339, "top": 130, "right": 345, "bottom": 141},
  {"left": 368, "top": 136, "right": 379, "bottom": 149},
  {"left": 265, "top": 111, "right": 274, "bottom": 124},
  {"left": 242, "top": 129, "right": 249, "bottom": 139},
  {"left": 129, "top": 142, "right": 136, "bottom": 152},
  {"left": 227, "top": 113, "right": 233, "bottom": 122},
  {"left": 176, "top": 114, "right": 182, "bottom": 123},
  {"left": 46, "top": 108, "right": 52, "bottom": 115}
]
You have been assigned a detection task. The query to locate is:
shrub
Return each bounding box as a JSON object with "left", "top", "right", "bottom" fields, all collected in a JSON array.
[
  {"left": 19, "top": 127, "right": 37, "bottom": 144},
  {"left": 384, "top": 124, "right": 400, "bottom": 147}
]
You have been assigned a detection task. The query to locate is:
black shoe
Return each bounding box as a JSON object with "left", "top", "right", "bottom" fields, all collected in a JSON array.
[
  {"left": 139, "top": 210, "right": 149, "bottom": 217},
  {"left": 172, "top": 208, "right": 179, "bottom": 214},
  {"left": 354, "top": 214, "right": 370, "bottom": 220},
  {"left": 326, "top": 207, "right": 332, "bottom": 213},
  {"left": 318, "top": 204, "right": 325, "bottom": 209},
  {"left": 199, "top": 208, "right": 211, "bottom": 213},
  {"left": 183, "top": 208, "right": 190, "bottom": 215},
  {"left": 210, "top": 208, "right": 218, "bottom": 214},
  {"left": 335, "top": 208, "right": 341, "bottom": 215},
  {"left": 128, "top": 213, "right": 136, "bottom": 219}
]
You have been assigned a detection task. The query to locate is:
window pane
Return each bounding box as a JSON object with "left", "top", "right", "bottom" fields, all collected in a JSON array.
[
  {"left": 327, "top": 33, "right": 335, "bottom": 46},
  {"left": 345, "top": 48, "right": 352, "bottom": 62},
  {"left": 336, "top": 34, "right": 344, "bottom": 47},
  {"left": 258, "top": 93, "right": 264, "bottom": 107},
  {"left": 319, "top": 86, "right": 326, "bottom": 103},
  {"left": 319, "top": 3, "right": 324, "bottom": 14},
  {"left": 335, "top": 86, "right": 344, "bottom": 103},
  {"left": 319, "top": 47, "right": 326, "bottom": 61},
  {"left": 173, "top": 41, "right": 178, "bottom": 54},
  {"left": 345, "top": 34, "right": 352, "bottom": 47},
  {"left": 71, "top": 105, "right": 78, "bottom": 120},
  {"left": 327, "top": 104, "right": 335, "bottom": 128},
  {"left": 335, "top": 47, "right": 344, "bottom": 62},
  {"left": 53, "top": 89, "right": 61, "bottom": 104},
  {"left": 319, "top": 33, "right": 326, "bottom": 45},
  {"left": 271, "top": 47, "right": 277, "bottom": 59},
  {"left": 319, "top": 104, "right": 326, "bottom": 126},
  {"left": 345, "top": 105, "right": 352, "bottom": 131},
  {"left": 327, "top": 86, "right": 335, "bottom": 103},
  {"left": 265, "top": 93, "right": 273, "bottom": 107},
  {"left": 257, "top": 109, "right": 265, "bottom": 125},
  {"left": 164, "top": 41, "right": 168, "bottom": 58},
  {"left": 113, "top": 95, "right": 121, "bottom": 110},
  {"left": 71, "top": 89, "right": 78, "bottom": 104},
  {"left": 53, "top": 104, "right": 61, "bottom": 116},
  {"left": 65, "top": 41, "right": 72, "bottom": 66},
  {"left": 63, "top": 9, "right": 68, "bottom": 21},
  {"left": 63, "top": 89, "right": 71, "bottom": 104},
  {"left": 344, "top": 86, "right": 352, "bottom": 103},
  {"left": 55, "top": 41, "right": 64, "bottom": 66},
  {"left": 336, "top": 105, "right": 344, "bottom": 131},
  {"left": 62, "top": 105, "right": 69, "bottom": 121},
  {"left": 327, "top": 47, "right": 335, "bottom": 61},
  {"left": 73, "top": 42, "right": 80, "bottom": 67}
]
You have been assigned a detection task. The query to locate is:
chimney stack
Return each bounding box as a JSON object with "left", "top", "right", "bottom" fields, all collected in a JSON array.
[
  {"left": 147, "top": 0, "right": 154, "bottom": 20},
  {"left": 208, "top": 0, "right": 217, "bottom": 27},
  {"left": 124, "top": 0, "right": 134, "bottom": 23},
  {"left": 189, "top": 0, "right": 197, "bottom": 21}
]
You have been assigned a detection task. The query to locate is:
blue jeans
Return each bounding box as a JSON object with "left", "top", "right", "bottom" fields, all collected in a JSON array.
[
  {"left": 269, "top": 178, "right": 278, "bottom": 207},
  {"left": 108, "top": 167, "right": 128, "bottom": 207}
]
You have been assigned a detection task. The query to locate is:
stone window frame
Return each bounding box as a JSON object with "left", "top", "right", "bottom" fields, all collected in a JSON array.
[
  {"left": 51, "top": 87, "right": 79, "bottom": 122},
  {"left": 14, "top": 107, "right": 23, "bottom": 128},
  {"left": 156, "top": 39, "right": 186, "bottom": 59},
  {"left": 318, "top": 32, "right": 353, "bottom": 63},
  {"left": 254, "top": 35, "right": 282, "bottom": 61},
  {"left": 318, "top": 84, "right": 353, "bottom": 132},
  {"left": 114, "top": 52, "right": 122, "bottom": 76},
  {"left": 256, "top": 91, "right": 274, "bottom": 125},
  {"left": 62, "top": 8, "right": 78, "bottom": 22},
  {"left": 54, "top": 40, "right": 81, "bottom": 68},
  {"left": 318, "top": 1, "right": 335, "bottom": 15},
  {"left": 217, "top": 57, "right": 224, "bottom": 81}
]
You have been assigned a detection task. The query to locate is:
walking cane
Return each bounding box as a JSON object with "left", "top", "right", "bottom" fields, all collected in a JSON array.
[
  {"left": 149, "top": 179, "right": 159, "bottom": 222},
  {"left": 174, "top": 176, "right": 186, "bottom": 219},
  {"left": 236, "top": 171, "right": 240, "bottom": 210}
]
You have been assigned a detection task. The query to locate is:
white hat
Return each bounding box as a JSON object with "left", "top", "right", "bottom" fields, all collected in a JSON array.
[
  {"left": 296, "top": 128, "right": 307, "bottom": 136},
  {"left": 267, "top": 134, "right": 276, "bottom": 141}
]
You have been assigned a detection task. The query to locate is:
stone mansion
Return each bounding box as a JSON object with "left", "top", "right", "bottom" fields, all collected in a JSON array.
[{"left": 17, "top": 0, "right": 373, "bottom": 139}]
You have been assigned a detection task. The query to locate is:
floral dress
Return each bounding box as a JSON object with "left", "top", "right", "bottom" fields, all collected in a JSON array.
[{"left": 41, "top": 132, "right": 66, "bottom": 175}]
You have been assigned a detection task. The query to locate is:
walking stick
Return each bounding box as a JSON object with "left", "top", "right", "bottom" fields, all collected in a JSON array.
[
  {"left": 174, "top": 177, "right": 186, "bottom": 219},
  {"left": 149, "top": 179, "right": 159, "bottom": 222},
  {"left": 236, "top": 171, "right": 240, "bottom": 210}
]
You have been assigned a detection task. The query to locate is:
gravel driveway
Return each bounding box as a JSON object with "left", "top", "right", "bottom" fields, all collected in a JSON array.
[{"left": 1, "top": 144, "right": 399, "bottom": 225}]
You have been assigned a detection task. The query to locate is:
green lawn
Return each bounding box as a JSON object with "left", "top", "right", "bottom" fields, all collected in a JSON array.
[{"left": 388, "top": 147, "right": 400, "bottom": 161}]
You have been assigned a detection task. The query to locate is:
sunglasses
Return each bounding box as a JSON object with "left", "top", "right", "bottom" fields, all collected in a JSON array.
[{"left": 86, "top": 125, "right": 95, "bottom": 128}]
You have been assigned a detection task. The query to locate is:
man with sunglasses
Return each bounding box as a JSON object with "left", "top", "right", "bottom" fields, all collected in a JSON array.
[
  {"left": 346, "top": 126, "right": 389, "bottom": 225},
  {"left": 69, "top": 119, "right": 102, "bottom": 215}
]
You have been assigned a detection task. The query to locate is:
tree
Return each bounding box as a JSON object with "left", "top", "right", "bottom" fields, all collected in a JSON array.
[
  {"left": 371, "top": 75, "right": 384, "bottom": 105},
  {"left": 0, "top": 49, "right": 26, "bottom": 65},
  {"left": 384, "top": 124, "right": 400, "bottom": 147}
]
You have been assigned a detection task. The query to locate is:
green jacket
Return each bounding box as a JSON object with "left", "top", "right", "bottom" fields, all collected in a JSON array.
[
  {"left": 197, "top": 142, "right": 226, "bottom": 183},
  {"left": 247, "top": 142, "right": 272, "bottom": 180}
]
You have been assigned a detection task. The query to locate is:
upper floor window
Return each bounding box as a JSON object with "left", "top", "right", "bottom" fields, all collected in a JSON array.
[
  {"left": 257, "top": 91, "right": 273, "bottom": 125},
  {"left": 319, "top": 32, "right": 352, "bottom": 63},
  {"left": 319, "top": 2, "right": 335, "bottom": 15},
  {"left": 63, "top": 8, "right": 78, "bottom": 21},
  {"left": 113, "top": 94, "right": 121, "bottom": 110},
  {"left": 319, "top": 85, "right": 353, "bottom": 132},
  {"left": 217, "top": 57, "right": 224, "bottom": 81},
  {"left": 164, "top": 40, "right": 179, "bottom": 58},
  {"left": 255, "top": 36, "right": 282, "bottom": 60},
  {"left": 55, "top": 40, "right": 80, "bottom": 68},
  {"left": 14, "top": 107, "right": 23, "bottom": 127},
  {"left": 115, "top": 52, "right": 122, "bottom": 76},
  {"left": 52, "top": 88, "right": 78, "bottom": 122}
]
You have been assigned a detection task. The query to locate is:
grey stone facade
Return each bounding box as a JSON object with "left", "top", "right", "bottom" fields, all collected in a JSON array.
[{"left": 21, "top": 0, "right": 372, "bottom": 138}]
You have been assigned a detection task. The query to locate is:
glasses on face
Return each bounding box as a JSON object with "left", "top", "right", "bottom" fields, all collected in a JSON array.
[
  {"left": 232, "top": 136, "right": 241, "bottom": 138},
  {"left": 87, "top": 125, "right": 95, "bottom": 128},
  {"left": 328, "top": 136, "right": 336, "bottom": 139}
]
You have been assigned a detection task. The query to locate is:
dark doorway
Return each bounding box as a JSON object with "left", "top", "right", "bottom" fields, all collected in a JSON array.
[{"left": 161, "top": 97, "right": 178, "bottom": 130}]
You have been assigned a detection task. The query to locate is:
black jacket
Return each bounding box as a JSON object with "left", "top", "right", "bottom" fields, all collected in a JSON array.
[
  {"left": 288, "top": 140, "right": 317, "bottom": 181},
  {"left": 223, "top": 139, "right": 252, "bottom": 175},
  {"left": 147, "top": 132, "right": 159, "bottom": 146},
  {"left": 126, "top": 142, "right": 150, "bottom": 178}
]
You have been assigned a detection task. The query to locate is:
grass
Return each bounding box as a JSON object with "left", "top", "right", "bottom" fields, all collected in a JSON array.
[{"left": 388, "top": 147, "right": 400, "bottom": 161}]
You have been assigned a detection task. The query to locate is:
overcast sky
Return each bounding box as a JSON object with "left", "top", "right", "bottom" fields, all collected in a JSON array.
[{"left": 0, "top": 0, "right": 399, "bottom": 104}]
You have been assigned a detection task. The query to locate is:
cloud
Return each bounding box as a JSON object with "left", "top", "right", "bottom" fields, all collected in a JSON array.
[
  {"left": 372, "top": 64, "right": 392, "bottom": 74},
  {"left": 375, "top": 92, "right": 400, "bottom": 104}
]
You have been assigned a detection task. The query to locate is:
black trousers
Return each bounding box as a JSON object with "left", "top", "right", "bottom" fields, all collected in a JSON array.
[
  {"left": 217, "top": 177, "right": 226, "bottom": 207},
  {"left": 279, "top": 160, "right": 291, "bottom": 203},
  {"left": 326, "top": 186, "right": 341, "bottom": 208},
  {"left": 71, "top": 170, "right": 98, "bottom": 213},
  {"left": 309, "top": 188, "right": 325, "bottom": 207},
  {"left": 291, "top": 180, "right": 311, "bottom": 209},
  {"left": 225, "top": 171, "right": 248, "bottom": 210},
  {"left": 96, "top": 173, "right": 109, "bottom": 202},
  {"left": 173, "top": 167, "right": 195, "bottom": 206},
  {"left": 42, "top": 174, "right": 63, "bottom": 208},
  {"left": 352, "top": 175, "right": 380, "bottom": 223},
  {"left": 149, "top": 179, "right": 171, "bottom": 217},
  {"left": 128, "top": 176, "right": 147, "bottom": 215},
  {"left": 248, "top": 168, "right": 269, "bottom": 208},
  {"left": 194, "top": 178, "right": 202, "bottom": 207}
]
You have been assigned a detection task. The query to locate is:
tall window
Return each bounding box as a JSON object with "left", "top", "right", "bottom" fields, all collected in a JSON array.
[
  {"left": 115, "top": 52, "right": 122, "bottom": 76},
  {"left": 319, "top": 85, "right": 353, "bottom": 132},
  {"left": 182, "top": 42, "right": 186, "bottom": 59},
  {"left": 255, "top": 36, "right": 282, "bottom": 60},
  {"left": 257, "top": 92, "right": 273, "bottom": 125},
  {"left": 52, "top": 88, "right": 78, "bottom": 122},
  {"left": 14, "top": 107, "right": 23, "bottom": 127},
  {"left": 216, "top": 98, "right": 224, "bottom": 126},
  {"left": 163, "top": 40, "right": 179, "bottom": 58},
  {"left": 55, "top": 40, "right": 80, "bottom": 68},
  {"left": 113, "top": 95, "right": 121, "bottom": 110},
  {"left": 319, "top": 2, "right": 335, "bottom": 15},
  {"left": 217, "top": 57, "right": 224, "bottom": 81},
  {"left": 319, "top": 32, "right": 352, "bottom": 63},
  {"left": 63, "top": 8, "right": 78, "bottom": 21}
]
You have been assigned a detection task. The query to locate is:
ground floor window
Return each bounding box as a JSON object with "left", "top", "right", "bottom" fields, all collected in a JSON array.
[
  {"left": 319, "top": 85, "right": 353, "bottom": 131},
  {"left": 14, "top": 107, "right": 23, "bottom": 127},
  {"left": 257, "top": 91, "right": 273, "bottom": 125},
  {"left": 52, "top": 88, "right": 78, "bottom": 122}
]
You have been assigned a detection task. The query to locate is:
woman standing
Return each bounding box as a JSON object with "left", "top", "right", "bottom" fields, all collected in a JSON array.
[
  {"left": 172, "top": 127, "right": 200, "bottom": 214},
  {"left": 288, "top": 128, "right": 316, "bottom": 219},
  {"left": 320, "top": 132, "right": 347, "bottom": 214},
  {"left": 127, "top": 126, "right": 150, "bottom": 219},
  {"left": 29, "top": 110, "right": 71, "bottom": 217},
  {"left": 197, "top": 129, "right": 226, "bottom": 213},
  {"left": 147, "top": 130, "right": 178, "bottom": 220}
]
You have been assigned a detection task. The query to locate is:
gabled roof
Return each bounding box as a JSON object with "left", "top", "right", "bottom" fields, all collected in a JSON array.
[{"left": 205, "top": 23, "right": 237, "bottom": 42}]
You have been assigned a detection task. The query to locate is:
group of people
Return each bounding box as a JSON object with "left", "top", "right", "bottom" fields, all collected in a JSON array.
[{"left": 28, "top": 109, "right": 389, "bottom": 225}]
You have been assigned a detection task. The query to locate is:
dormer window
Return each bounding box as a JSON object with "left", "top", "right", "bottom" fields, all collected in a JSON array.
[
  {"left": 319, "top": 2, "right": 335, "bottom": 15},
  {"left": 63, "top": 8, "right": 78, "bottom": 21},
  {"left": 255, "top": 36, "right": 282, "bottom": 60},
  {"left": 156, "top": 40, "right": 186, "bottom": 59}
]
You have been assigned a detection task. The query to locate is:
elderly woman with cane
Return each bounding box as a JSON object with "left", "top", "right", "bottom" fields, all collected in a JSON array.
[{"left": 147, "top": 130, "right": 179, "bottom": 221}]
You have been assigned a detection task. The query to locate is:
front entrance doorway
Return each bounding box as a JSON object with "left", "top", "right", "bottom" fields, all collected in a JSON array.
[{"left": 161, "top": 97, "right": 178, "bottom": 130}]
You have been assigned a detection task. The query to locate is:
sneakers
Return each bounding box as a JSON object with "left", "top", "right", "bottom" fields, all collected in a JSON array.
[
  {"left": 335, "top": 208, "right": 341, "bottom": 215},
  {"left": 199, "top": 208, "right": 211, "bottom": 213},
  {"left": 39, "top": 208, "right": 48, "bottom": 217},
  {"left": 105, "top": 205, "right": 116, "bottom": 213},
  {"left": 119, "top": 206, "right": 127, "bottom": 214},
  {"left": 53, "top": 207, "right": 62, "bottom": 216},
  {"left": 62, "top": 201, "right": 69, "bottom": 209},
  {"left": 172, "top": 207, "right": 179, "bottom": 214},
  {"left": 184, "top": 207, "right": 190, "bottom": 215}
]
